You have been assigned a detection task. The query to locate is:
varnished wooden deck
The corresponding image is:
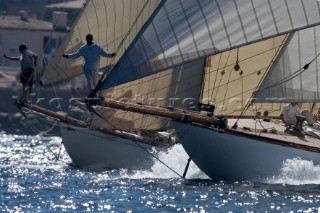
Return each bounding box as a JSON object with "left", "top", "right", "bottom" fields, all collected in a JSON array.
[{"left": 226, "top": 118, "right": 320, "bottom": 152}]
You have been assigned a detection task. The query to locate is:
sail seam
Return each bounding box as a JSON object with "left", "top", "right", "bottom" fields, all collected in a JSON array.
[
  {"left": 233, "top": 0, "right": 247, "bottom": 43},
  {"left": 267, "top": 0, "right": 279, "bottom": 35},
  {"left": 284, "top": 0, "right": 294, "bottom": 30},
  {"left": 250, "top": 0, "right": 263, "bottom": 39},
  {"left": 214, "top": 0, "right": 231, "bottom": 48}
]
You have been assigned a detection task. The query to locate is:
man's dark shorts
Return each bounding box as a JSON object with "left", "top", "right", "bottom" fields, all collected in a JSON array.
[{"left": 20, "top": 68, "right": 34, "bottom": 87}]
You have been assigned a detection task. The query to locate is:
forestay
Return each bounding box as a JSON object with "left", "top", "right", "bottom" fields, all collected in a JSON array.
[{"left": 101, "top": 0, "right": 320, "bottom": 90}]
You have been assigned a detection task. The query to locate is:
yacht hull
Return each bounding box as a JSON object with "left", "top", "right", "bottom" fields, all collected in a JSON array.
[
  {"left": 173, "top": 121, "right": 320, "bottom": 181},
  {"left": 61, "top": 125, "right": 161, "bottom": 170}
]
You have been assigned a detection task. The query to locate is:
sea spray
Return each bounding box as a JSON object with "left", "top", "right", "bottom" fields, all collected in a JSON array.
[
  {"left": 131, "top": 144, "right": 209, "bottom": 179},
  {"left": 267, "top": 158, "right": 320, "bottom": 185}
]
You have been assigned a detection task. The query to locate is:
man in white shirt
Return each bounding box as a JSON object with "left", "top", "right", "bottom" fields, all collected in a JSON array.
[
  {"left": 62, "top": 34, "right": 116, "bottom": 96},
  {"left": 280, "top": 102, "right": 300, "bottom": 126},
  {"left": 3, "top": 44, "right": 38, "bottom": 103}
]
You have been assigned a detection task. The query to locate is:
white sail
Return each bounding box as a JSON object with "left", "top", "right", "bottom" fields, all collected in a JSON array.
[
  {"left": 255, "top": 26, "right": 320, "bottom": 103},
  {"left": 101, "top": 0, "right": 320, "bottom": 90}
]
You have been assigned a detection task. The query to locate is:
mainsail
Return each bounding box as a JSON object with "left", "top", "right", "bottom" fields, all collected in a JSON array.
[
  {"left": 101, "top": 0, "right": 320, "bottom": 90},
  {"left": 201, "top": 35, "right": 289, "bottom": 116},
  {"left": 93, "top": 58, "right": 204, "bottom": 130}
]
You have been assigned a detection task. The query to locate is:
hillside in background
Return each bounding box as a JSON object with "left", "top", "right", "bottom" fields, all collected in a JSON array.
[{"left": 0, "top": 0, "right": 81, "bottom": 25}]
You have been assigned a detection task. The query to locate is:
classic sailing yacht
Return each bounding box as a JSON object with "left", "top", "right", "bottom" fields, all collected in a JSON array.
[
  {"left": 88, "top": 0, "right": 320, "bottom": 181},
  {"left": 174, "top": 25, "right": 320, "bottom": 181},
  {"left": 18, "top": 0, "right": 320, "bottom": 179},
  {"left": 19, "top": 0, "right": 204, "bottom": 170}
]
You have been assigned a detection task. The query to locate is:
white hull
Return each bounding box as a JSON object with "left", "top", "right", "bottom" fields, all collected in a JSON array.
[
  {"left": 173, "top": 121, "right": 320, "bottom": 181},
  {"left": 61, "top": 125, "right": 163, "bottom": 170}
]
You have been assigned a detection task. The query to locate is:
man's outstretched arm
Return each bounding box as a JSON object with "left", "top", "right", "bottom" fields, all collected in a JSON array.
[{"left": 3, "top": 54, "right": 20, "bottom": 61}]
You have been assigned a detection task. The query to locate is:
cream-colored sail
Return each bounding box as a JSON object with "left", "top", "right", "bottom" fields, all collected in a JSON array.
[
  {"left": 41, "top": 0, "right": 320, "bottom": 127},
  {"left": 41, "top": 0, "right": 160, "bottom": 84},
  {"left": 41, "top": 0, "right": 205, "bottom": 130},
  {"left": 102, "top": 0, "right": 320, "bottom": 90},
  {"left": 201, "top": 35, "right": 289, "bottom": 117},
  {"left": 92, "top": 58, "right": 205, "bottom": 130}
]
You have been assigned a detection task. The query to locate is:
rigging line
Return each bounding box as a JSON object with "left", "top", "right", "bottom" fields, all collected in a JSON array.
[
  {"left": 315, "top": 28, "right": 320, "bottom": 100},
  {"left": 38, "top": 0, "right": 71, "bottom": 62},
  {"left": 91, "top": 0, "right": 100, "bottom": 41},
  {"left": 20, "top": 109, "right": 59, "bottom": 135},
  {"left": 209, "top": 54, "right": 222, "bottom": 101},
  {"left": 97, "top": 106, "right": 164, "bottom": 133},
  {"left": 257, "top": 52, "right": 320, "bottom": 92},
  {"left": 178, "top": 0, "right": 200, "bottom": 58},
  {"left": 86, "top": 113, "right": 181, "bottom": 178},
  {"left": 35, "top": 0, "right": 72, "bottom": 96},
  {"left": 250, "top": 103, "right": 268, "bottom": 133},
  {"left": 40, "top": 0, "right": 86, "bottom": 77},
  {"left": 102, "top": 0, "right": 109, "bottom": 48},
  {"left": 214, "top": 49, "right": 231, "bottom": 101},
  {"left": 94, "top": 0, "right": 154, "bottom": 92},
  {"left": 32, "top": 114, "right": 60, "bottom": 136},
  {"left": 113, "top": 0, "right": 117, "bottom": 52},
  {"left": 205, "top": 60, "right": 211, "bottom": 103},
  {"left": 246, "top": 35, "right": 290, "bottom": 99},
  {"left": 241, "top": 71, "right": 244, "bottom": 110},
  {"left": 50, "top": 83, "right": 63, "bottom": 112},
  {"left": 213, "top": 85, "right": 259, "bottom": 106},
  {"left": 91, "top": 106, "right": 142, "bottom": 132},
  {"left": 230, "top": 35, "right": 289, "bottom": 125},
  {"left": 92, "top": 102, "right": 166, "bottom": 133},
  {"left": 106, "top": 64, "right": 202, "bottom": 108},
  {"left": 221, "top": 66, "right": 234, "bottom": 110},
  {"left": 204, "top": 43, "right": 285, "bottom": 82},
  {"left": 211, "top": 69, "right": 267, "bottom": 105}
]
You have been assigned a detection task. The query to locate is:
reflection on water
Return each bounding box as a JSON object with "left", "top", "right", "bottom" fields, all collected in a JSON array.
[{"left": 1, "top": 133, "right": 320, "bottom": 212}]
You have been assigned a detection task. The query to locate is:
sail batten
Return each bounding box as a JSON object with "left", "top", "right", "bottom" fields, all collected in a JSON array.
[{"left": 101, "top": 0, "right": 320, "bottom": 90}]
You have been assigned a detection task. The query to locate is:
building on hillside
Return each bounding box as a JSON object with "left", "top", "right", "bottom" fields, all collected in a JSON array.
[
  {"left": 0, "top": 0, "right": 66, "bottom": 18},
  {"left": 44, "top": 0, "right": 85, "bottom": 27},
  {"left": 45, "top": 0, "right": 86, "bottom": 9},
  {"left": 0, "top": 10, "right": 69, "bottom": 76}
]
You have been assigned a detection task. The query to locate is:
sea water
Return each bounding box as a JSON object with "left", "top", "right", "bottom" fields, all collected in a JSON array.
[{"left": 1, "top": 133, "right": 320, "bottom": 212}]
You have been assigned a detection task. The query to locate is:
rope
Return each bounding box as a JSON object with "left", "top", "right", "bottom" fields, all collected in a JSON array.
[
  {"left": 231, "top": 36, "right": 289, "bottom": 126},
  {"left": 95, "top": 0, "right": 153, "bottom": 90},
  {"left": 22, "top": 103, "right": 183, "bottom": 178},
  {"left": 256, "top": 52, "right": 320, "bottom": 93},
  {"left": 35, "top": 0, "right": 75, "bottom": 94}
]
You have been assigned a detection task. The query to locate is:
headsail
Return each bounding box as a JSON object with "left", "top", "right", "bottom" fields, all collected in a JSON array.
[
  {"left": 101, "top": 0, "right": 320, "bottom": 90},
  {"left": 255, "top": 26, "right": 320, "bottom": 103},
  {"left": 41, "top": 0, "right": 160, "bottom": 84},
  {"left": 39, "top": 0, "right": 206, "bottom": 131},
  {"left": 91, "top": 58, "right": 205, "bottom": 130}
]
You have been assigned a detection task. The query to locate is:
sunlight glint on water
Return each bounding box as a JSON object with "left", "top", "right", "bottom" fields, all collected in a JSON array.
[{"left": 1, "top": 133, "right": 320, "bottom": 211}]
